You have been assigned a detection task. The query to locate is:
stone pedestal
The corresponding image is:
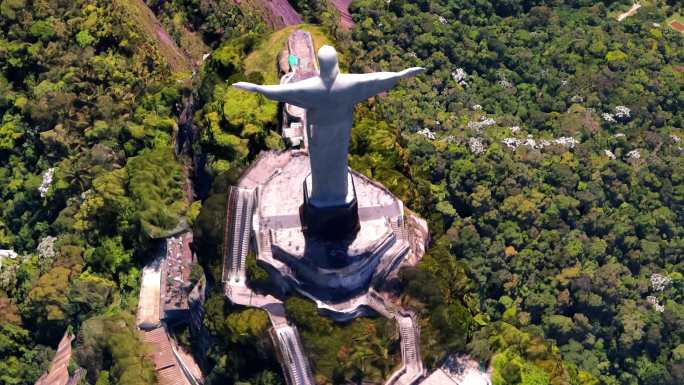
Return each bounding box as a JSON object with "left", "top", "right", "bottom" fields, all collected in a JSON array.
[{"left": 301, "top": 172, "right": 360, "bottom": 241}]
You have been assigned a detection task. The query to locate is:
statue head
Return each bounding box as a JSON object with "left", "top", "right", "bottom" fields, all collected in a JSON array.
[{"left": 318, "top": 45, "right": 339, "bottom": 83}]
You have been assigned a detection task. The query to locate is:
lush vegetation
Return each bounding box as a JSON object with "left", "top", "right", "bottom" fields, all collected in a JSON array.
[
  {"left": 0, "top": 0, "right": 211, "bottom": 382},
  {"left": 345, "top": 1, "right": 684, "bottom": 384},
  {"left": 75, "top": 311, "right": 157, "bottom": 385},
  {"left": 200, "top": 293, "right": 284, "bottom": 384},
  {"left": 285, "top": 296, "right": 400, "bottom": 384}
]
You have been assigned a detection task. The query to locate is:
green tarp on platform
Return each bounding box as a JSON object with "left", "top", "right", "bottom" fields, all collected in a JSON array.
[{"left": 288, "top": 54, "right": 299, "bottom": 67}]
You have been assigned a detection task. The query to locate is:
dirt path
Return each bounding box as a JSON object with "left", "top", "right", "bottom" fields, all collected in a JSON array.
[
  {"left": 123, "top": 0, "right": 192, "bottom": 72},
  {"left": 331, "top": 0, "right": 354, "bottom": 30},
  {"left": 253, "top": 0, "right": 303, "bottom": 28},
  {"left": 617, "top": 3, "right": 641, "bottom": 22}
]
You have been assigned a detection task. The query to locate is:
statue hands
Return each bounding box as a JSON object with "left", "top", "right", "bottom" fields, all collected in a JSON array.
[
  {"left": 232, "top": 81, "right": 260, "bottom": 92},
  {"left": 398, "top": 67, "right": 425, "bottom": 79},
  {"left": 231, "top": 80, "right": 303, "bottom": 104}
]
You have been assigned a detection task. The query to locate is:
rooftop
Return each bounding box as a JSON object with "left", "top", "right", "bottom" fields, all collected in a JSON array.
[
  {"left": 136, "top": 257, "right": 162, "bottom": 329},
  {"left": 35, "top": 332, "right": 84, "bottom": 385},
  {"left": 161, "top": 232, "right": 194, "bottom": 313},
  {"left": 142, "top": 328, "right": 194, "bottom": 385}
]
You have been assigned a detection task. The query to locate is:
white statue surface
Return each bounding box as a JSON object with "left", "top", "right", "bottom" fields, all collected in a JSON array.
[{"left": 233, "top": 45, "right": 423, "bottom": 208}]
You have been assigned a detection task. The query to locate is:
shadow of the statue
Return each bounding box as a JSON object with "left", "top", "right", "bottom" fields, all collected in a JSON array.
[{"left": 301, "top": 230, "right": 356, "bottom": 269}]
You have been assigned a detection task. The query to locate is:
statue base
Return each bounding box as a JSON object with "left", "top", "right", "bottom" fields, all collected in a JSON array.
[
  {"left": 301, "top": 173, "right": 360, "bottom": 241},
  {"left": 241, "top": 151, "right": 429, "bottom": 302}
]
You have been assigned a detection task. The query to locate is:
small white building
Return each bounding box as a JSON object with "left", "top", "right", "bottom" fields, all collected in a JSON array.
[
  {"left": 0, "top": 249, "right": 18, "bottom": 259},
  {"left": 0, "top": 249, "right": 18, "bottom": 269}
]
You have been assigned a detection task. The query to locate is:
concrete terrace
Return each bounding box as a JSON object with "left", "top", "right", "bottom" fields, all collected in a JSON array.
[
  {"left": 219, "top": 145, "right": 431, "bottom": 385},
  {"left": 242, "top": 148, "right": 424, "bottom": 301},
  {"left": 222, "top": 180, "right": 428, "bottom": 385}
]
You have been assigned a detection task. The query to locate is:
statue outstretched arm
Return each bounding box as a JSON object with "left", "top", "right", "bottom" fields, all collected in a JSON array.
[
  {"left": 345, "top": 67, "right": 424, "bottom": 102},
  {"left": 232, "top": 81, "right": 315, "bottom": 107}
]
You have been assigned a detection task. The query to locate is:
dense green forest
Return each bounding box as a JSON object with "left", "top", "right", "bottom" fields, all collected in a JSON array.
[
  {"left": 345, "top": 1, "right": 684, "bottom": 385},
  {"left": 0, "top": 0, "right": 192, "bottom": 382},
  {"left": 1, "top": 0, "right": 683, "bottom": 385}
]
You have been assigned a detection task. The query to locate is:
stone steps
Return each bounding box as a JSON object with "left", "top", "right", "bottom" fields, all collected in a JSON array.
[
  {"left": 276, "top": 326, "right": 315, "bottom": 385},
  {"left": 237, "top": 189, "right": 254, "bottom": 280},
  {"left": 260, "top": 231, "right": 274, "bottom": 260},
  {"left": 390, "top": 217, "right": 408, "bottom": 242},
  {"left": 224, "top": 187, "right": 255, "bottom": 284},
  {"left": 231, "top": 191, "right": 243, "bottom": 276},
  {"left": 400, "top": 319, "right": 417, "bottom": 363}
]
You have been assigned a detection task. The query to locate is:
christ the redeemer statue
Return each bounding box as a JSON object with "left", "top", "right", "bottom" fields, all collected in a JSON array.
[{"left": 233, "top": 45, "right": 423, "bottom": 211}]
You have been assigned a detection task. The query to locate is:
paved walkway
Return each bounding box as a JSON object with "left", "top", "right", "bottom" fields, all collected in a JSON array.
[{"left": 136, "top": 257, "right": 162, "bottom": 329}]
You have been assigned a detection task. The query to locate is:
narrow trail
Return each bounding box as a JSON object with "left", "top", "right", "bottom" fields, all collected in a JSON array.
[
  {"left": 330, "top": 0, "right": 354, "bottom": 30},
  {"left": 617, "top": 3, "right": 641, "bottom": 22},
  {"left": 126, "top": 0, "right": 192, "bottom": 72},
  {"left": 251, "top": 0, "right": 303, "bottom": 28},
  {"left": 128, "top": 0, "right": 209, "bottom": 200}
]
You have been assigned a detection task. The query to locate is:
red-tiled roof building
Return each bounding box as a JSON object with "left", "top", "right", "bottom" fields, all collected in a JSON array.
[{"left": 35, "top": 332, "right": 84, "bottom": 385}]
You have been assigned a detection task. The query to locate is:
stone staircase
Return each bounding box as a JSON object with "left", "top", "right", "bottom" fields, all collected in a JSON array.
[
  {"left": 230, "top": 191, "right": 243, "bottom": 277},
  {"left": 222, "top": 186, "right": 315, "bottom": 385},
  {"left": 372, "top": 238, "right": 409, "bottom": 287},
  {"left": 237, "top": 189, "right": 254, "bottom": 280},
  {"left": 367, "top": 291, "right": 424, "bottom": 385},
  {"left": 260, "top": 231, "right": 274, "bottom": 261},
  {"left": 387, "top": 313, "right": 424, "bottom": 385},
  {"left": 276, "top": 326, "right": 315, "bottom": 385},
  {"left": 399, "top": 316, "right": 419, "bottom": 368},
  {"left": 390, "top": 217, "right": 408, "bottom": 242},
  {"left": 224, "top": 187, "right": 254, "bottom": 284}
]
